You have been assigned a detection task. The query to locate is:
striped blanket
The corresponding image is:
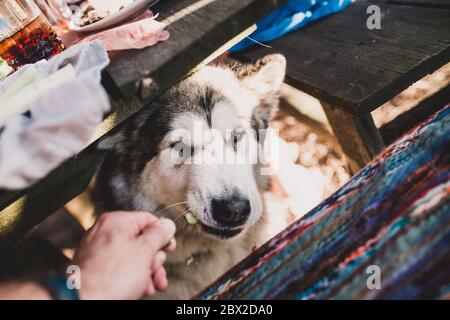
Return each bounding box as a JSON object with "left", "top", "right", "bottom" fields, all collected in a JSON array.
[{"left": 197, "top": 105, "right": 450, "bottom": 300}]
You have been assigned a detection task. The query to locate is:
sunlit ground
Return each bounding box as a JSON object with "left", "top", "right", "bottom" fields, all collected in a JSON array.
[{"left": 265, "top": 62, "right": 450, "bottom": 222}]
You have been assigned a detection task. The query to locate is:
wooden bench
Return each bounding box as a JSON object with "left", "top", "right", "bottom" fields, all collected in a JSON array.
[
  {"left": 0, "top": 0, "right": 287, "bottom": 274},
  {"left": 235, "top": 0, "right": 450, "bottom": 173}
]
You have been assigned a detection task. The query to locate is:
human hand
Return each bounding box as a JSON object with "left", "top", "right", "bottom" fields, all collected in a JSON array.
[{"left": 73, "top": 211, "right": 176, "bottom": 300}]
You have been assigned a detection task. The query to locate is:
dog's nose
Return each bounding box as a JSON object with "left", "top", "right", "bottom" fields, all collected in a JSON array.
[{"left": 211, "top": 195, "right": 251, "bottom": 227}]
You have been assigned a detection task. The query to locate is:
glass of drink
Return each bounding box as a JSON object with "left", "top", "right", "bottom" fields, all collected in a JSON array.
[
  {"left": 0, "top": 0, "right": 65, "bottom": 70},
  {"left": 35, "top": 0, "right": 73, "bottom": 33}
]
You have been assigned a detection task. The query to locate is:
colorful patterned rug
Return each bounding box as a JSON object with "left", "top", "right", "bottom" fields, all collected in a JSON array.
[{"left": 197, "top": 105, "right": 450, "bottom": 300}]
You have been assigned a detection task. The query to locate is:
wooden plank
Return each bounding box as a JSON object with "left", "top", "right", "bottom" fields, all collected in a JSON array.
[
  {"left": 377, "top": 0, "right": 450, "bottom": 9},
  {"left": 0, "top": 95, "right": 148, "bottom": 241},
  {"left": 106, "top": 0, "right": 286, "bottom": 101},
  {"left": 380, "top": 84, "right": 450, "bottom": 144},
  {"left": 0, "top": 233, "right": 69, "bottom": 281},
  {"left": 236, "top": 1, "right": 450, "bottom": 115},
  {"left": 0, "top": 145, "right": 106, "bottom": 241},
  {"left": 0, "top": 0, "right": 287, "bottom": 240},
  {"left": 34, "top": 207, "right": 86, "bottom": 249},
  {"left": 322, "top": 102, "right": 385, "bottom": 174}
]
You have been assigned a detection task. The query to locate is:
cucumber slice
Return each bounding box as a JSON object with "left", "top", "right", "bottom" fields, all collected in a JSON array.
[{"left": 184, "top": 212, "right": 199, "bottom": 225}]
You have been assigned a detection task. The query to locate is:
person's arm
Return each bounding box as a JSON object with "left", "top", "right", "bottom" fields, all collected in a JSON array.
[{"left": 0, "top": 211, "right": 176, "bottom": 300}]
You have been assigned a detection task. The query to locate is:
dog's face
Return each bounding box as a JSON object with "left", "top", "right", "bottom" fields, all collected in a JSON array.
[
  {"left": 154, "top": 106, "right": 263, "bottom": 239},
  {"left": 98, "top": 54, "right": 286, "bottom": 241}
]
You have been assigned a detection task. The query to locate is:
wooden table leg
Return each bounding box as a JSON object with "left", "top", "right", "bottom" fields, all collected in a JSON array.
[{"left": 322, "top": 102, "right": 385, "bottom": 174}]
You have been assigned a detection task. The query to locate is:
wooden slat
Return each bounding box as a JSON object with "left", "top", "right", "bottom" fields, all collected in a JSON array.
[
  {"left": 0, "top": 95, "right": 150, "bottom": 241},
  {"left": 322, "top": 102, "right": 385, "bottom": 173},
  {"left": 237, "top": 1, "right": 450, "bottom": 115},
  {"left": 0, "top": 233, "right": 69, "bottom": 281},
  {"left": 377, "top": 0, "right": 450, "bottom": 9},
  {"left": 0, "top": 145, "right": 105, "bottom": 240},
  {"left": 380, "top": 84, "right": 450, "bottom": 144},
  {"left": 106, "top": 0, "right": 286, "bottom": 100},
  {"left": 34, "top": 207, "right": 86, "bottom": 249},
  {"left": 0, "top": 0, "right": 286, "bottom": 240}
]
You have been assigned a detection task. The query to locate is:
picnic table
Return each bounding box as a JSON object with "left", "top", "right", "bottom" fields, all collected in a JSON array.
[
  {"left": 0, "top": 0, "right": 449, "bottom": 290},
  {"left": 237, "top": 0, "right": 450, "bottom": 173},
  {"left": 0, "top": 0, "right": 288, "bottom": 274}
]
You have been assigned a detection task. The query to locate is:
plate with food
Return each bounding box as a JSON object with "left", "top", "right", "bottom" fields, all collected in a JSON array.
[{"left": 70, "top": 0, "right": 160, "bottom": 32}]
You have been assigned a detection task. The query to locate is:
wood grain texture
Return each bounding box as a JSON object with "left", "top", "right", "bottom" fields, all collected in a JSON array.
[
  {"left": 0, "top": 95, "right": 145, "bottom": 241},
  {"left": 237, "top": 1, "right": 450, "bottom": 114},
  {"left": 0, "top": 233, "right": 68, "bottom": 280},
  {"left": 0, "top": 0, "right": 286, "bottom": 240},
  {"left": 0, "top": 146, "right": 105, "bottom": 241},
  {"left": 380, "top": 84, "right": 450, "bottom": 144},
  {"left": 322, "top": 102, "right": 385, "bottom": 173},
  {"left": 377, "top": 0, "right": 450, "bottom": 9},
  {"left": 106, "top": 0, "right": 286, "bottom": 101},
  {"left": 34, "top": 207, "right": 85, "bottom": 250}
]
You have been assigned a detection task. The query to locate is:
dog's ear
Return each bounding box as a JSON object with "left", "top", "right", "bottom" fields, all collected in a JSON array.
[
  {"left": 236, "top": 54, "right": 286, "bottom": 99},
  {"left": 234, "top": 54, "right": 286, "bottom": 137}
]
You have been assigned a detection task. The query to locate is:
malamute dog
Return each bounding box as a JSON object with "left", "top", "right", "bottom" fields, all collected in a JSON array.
[{"left": 95, "top": 54, "right": 287, "bottom": 299}]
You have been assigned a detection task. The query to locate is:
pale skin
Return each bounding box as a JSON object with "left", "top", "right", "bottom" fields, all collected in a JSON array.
[{"left": 0, "top": 211, "right": 177, "bottom": 300}]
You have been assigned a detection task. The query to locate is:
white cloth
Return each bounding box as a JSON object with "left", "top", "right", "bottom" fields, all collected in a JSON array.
[{"left": 0, "top": 41, "right": 111, "bottom": 190}]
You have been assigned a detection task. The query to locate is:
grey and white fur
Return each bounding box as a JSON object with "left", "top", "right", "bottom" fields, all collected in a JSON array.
[{"left": 94, "top": 54, "right": 288, "bottom": 299}]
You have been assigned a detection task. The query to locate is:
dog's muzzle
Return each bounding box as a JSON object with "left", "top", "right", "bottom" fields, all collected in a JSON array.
[
  {"left": 211, "top": 194, "right": 251, "bottom": 227},
  {"left": 198, "top": 193, "right": 251, "bottom": 239}
]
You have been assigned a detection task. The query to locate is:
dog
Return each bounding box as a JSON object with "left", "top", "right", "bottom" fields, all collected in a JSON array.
[{"left": 94, "top": 54, "right": 287, "bottom": 299}]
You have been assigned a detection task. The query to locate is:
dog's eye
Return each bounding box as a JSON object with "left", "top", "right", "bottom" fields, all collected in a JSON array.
[
  {"left": 170, "top": 142, "right": 194, "bottom": 158},
  {"left": 231, "top": 129, "right": 245, "bottom": 150},
  {"left": 169, "top": 142, "right": 179, "bottom": 149}
]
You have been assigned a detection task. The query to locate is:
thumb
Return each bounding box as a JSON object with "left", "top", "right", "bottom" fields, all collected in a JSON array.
[{"left": 139, "top": 218, "right": 176, "bottom": 255}]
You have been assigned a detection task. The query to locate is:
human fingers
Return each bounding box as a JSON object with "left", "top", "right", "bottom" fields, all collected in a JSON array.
[
  {"left": 139, "top": 218, "right": 176, "bottom": 255},
  {"left": 153, "top": 267, "right": 168, "bottom": 291}
]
